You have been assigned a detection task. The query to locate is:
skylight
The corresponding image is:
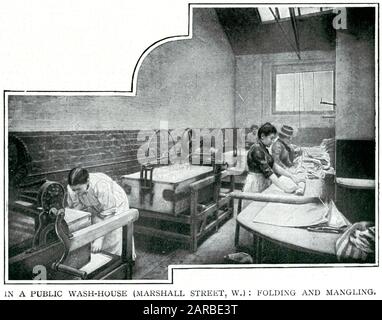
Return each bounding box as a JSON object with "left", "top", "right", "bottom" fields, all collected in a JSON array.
[
  {"left": 258, "top": 7, "right": 276, "bottom": 21},
  {"left": 299, "top": 7, "right": 321, "bottom": 15},
  {"left": 258, "top": 7, "right": 334, "bottom": 23},
  {"left": 278, "top": 7, "right": 291, "bottom": 19}
]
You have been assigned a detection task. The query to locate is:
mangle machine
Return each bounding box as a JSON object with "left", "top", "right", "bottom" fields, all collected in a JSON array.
[
  {"left": 7, "top": 135, "right": 138, "bottom": 281},
  {"left": 121, "top": 129, "right": 235, "bottom": 252}
]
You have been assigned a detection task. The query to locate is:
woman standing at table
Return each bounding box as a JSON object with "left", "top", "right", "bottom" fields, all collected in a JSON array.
[
  {"left": 243, "top": 122, "right": 304, "bottom": 207},
  {"left": 245, "top": 124, "right": 259, "bottom": 149},
  {"left": 271, "top": 124, "right": 302, "bottom": 168},
  {"left": 66, "top": 167, "right": 132, "bottom": 256}
]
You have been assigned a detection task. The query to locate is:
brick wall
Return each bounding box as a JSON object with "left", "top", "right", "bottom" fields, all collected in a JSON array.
[
  {"left": 11, "top": 130, "right": 143, "bottom": 185},
  {"left": 10, "top": 128, "right": 236, "bottom": 187}
]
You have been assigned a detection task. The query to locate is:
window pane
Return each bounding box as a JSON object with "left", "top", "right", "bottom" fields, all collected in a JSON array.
[
  {"left": 258, "top": 7, "right": 275, "bottom": 21},
  {"left": 313, "top": 71, "right": 334, "bottom": 111},
  {"left": 294, "top": 74, "right": 300, "bottom": 112},
  {"left": 301, "top": 72, "right": 314, "bottom": 112},
  {"left": 299, "top": 7, "right": 321, "bottom": 15},
  {"left": 275, "top": 70, "right": 334, "bottom": 112},
  {"left": 276, "top": 73, "right": 296, "bottom": 111},
  {"left": 277, "top": 7, "right": 290, "bottom": 18}
]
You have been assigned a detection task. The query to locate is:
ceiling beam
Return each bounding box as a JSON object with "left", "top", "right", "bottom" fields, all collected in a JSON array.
[
  {"left": 269, "top": 8, "right": 301, "bottom": 59},
  {"left": 289, "top": 8, "right": 301, "bottom": 59}
]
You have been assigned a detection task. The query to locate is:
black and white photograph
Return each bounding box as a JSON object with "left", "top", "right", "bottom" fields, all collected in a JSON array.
[{"left": 0, "top": 0, "right": 379, "bottom": 301}]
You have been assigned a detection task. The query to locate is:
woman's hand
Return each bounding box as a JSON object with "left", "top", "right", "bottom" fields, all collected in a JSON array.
[
  {"left": 294, "top": 146, "right": 303, "bottom": 155},
  {"left": 269, "top": 173, "right": 298, "bottom": 194},
  {"left": 92, "top": 237, "right": 103, "bottom": 253},
  {"left": 283, "top": 183, "right": 298, "bottom": 194},
  {"left": 291, "top": 175, "right": 306, "bottom": 185}
]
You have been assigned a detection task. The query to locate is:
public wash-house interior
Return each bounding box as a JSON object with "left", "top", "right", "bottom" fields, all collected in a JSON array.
[{"left": 7, "top": 7, "right": 376, "bottom": 280}]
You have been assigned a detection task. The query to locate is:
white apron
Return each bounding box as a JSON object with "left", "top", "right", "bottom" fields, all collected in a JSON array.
[{"left": 242, "top": 172, "right": 271, "bottom": 208}]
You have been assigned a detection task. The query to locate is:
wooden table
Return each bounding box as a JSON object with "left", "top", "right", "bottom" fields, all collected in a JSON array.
[
  {"left": 236, "top": 200, "right": 342, "bottom": 263},
  {"left": 234, "top": 177, "right": 345, "bottom": 263},
  {"left": 122, "top": 168, "right": 235, "bottom": 252}
]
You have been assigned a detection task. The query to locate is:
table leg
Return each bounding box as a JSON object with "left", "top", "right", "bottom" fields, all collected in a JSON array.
[
  {"left": 255, "top": 236, "right": 263, "bottom": 264},
  {"left": 122, "top": 224, "right": 134, "bottom": 280},
  {"left": 235, "top": 199, "right": 243, "bottom": 248},
  {"left": 252, "top": 235, "right": 257, "bottom": 262},
  {"left": 234, "top": 223, "right": 240, "bottom": 247}
]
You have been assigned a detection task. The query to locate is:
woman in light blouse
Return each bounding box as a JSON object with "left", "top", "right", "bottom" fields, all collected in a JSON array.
[{"left": 67, "top": 167, "right": 131, "bottom": 256}]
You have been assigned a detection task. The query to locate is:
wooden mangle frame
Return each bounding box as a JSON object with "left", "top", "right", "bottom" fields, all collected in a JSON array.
[
  {"left": 126, "top": 128, "right": 236, "bottom": 252},
  {"left": 134, "top": 171, "right": 235, "bottom": 252},
  {"left": 189, "top": 170, "right": 235, "bottom": 251}
]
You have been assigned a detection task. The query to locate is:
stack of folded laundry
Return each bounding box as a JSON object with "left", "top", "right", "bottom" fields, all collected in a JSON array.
[
  {"left": 320, "top": 138, "right": 335, "bottom": 166},
  {"left": 336, "top": 222, "right": 375, "bottom": 262},
  {"left": 320, "top": 138, "right": 335, "bottom": 153},
  {"left": 293, "top": 141, "right": 332, "bottom": 179},
  {"left": 303, "top": 146, "right": 331, "bottom": 170}
]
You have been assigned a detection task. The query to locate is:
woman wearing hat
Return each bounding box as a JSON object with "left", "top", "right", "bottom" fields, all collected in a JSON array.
[
  {"left": 245, "top": 124, "right": 259, "bottom": 149},
  {"left": 271, "top": 125, "right": 302, "bottom": 168},
  {"left": 243, "top": 123, "right": 304, "bottom": 207}
]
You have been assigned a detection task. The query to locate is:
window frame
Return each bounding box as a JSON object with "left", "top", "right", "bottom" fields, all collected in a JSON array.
[
  {"left": 259, "top": 7, "right": 334, "bottom": 24},
  {"left": 271, "top": 62, "right": 336, "bottom": 115}
]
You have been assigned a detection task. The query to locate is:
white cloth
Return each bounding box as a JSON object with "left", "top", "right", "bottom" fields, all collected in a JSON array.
[
  {"left": 242, "top": 172, "right": 271, "bottom": 208},
  {"left": 67, "top": 173, "right": 134, "bottom": 257},
  {"left": 252, "top": 202, "right": 328, "bottom": 227}
]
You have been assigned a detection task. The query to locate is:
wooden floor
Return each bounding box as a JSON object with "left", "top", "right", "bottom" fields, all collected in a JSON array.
[{"left": 133, "top": 216, "right": 244, "bottom": 280}]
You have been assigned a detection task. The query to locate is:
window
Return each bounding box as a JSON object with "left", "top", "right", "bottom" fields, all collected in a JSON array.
[
  {"left": 257, "top": 7, "right": 334, "bottom": 23},
  {"left": 272, "top": 64, "right": 335, "bottom": 113}
]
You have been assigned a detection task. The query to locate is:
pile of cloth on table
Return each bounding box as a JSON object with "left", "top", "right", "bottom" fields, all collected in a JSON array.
[
  {"left": 336, "top": 221, "right": 375, "bottom": 262},
  {"left": 293, "top": 140, "right": 333, "bottom": 179},
  {"left": 325, "top": 201, "right": 375, "bottom": 262},
  {"left": 320, "top": 138, "right": 335, "bottom": 154}
]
